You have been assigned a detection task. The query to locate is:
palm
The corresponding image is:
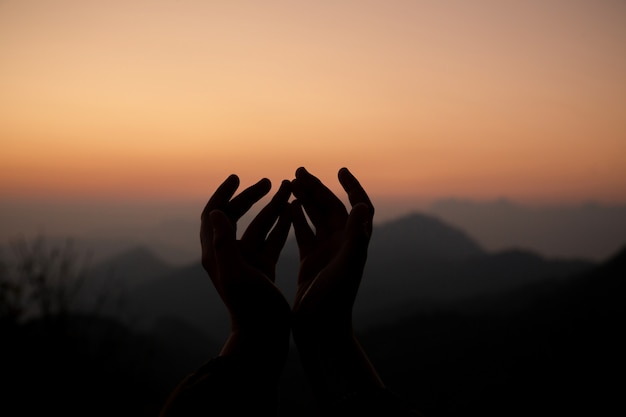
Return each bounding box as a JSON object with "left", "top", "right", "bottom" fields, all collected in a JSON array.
[
  {"left": 290, "top": 167, "right": 374, "bottom": 327},
  {"left": 294, "top": 230, "right": 344, "bottom": 307},
  {"left": 201, "top": 176, "right": 292, "bottom": 331}
]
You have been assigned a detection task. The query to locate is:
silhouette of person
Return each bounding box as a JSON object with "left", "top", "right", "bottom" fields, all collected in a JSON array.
[{"left": 159, "top": 167, "right": 421, "bottom": 416}]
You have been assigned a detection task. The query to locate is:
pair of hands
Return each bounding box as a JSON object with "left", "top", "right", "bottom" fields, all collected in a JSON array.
[
  {"left": 200, "top": 167, "right": 374, "bottom": 369},
  {"left": 160, "top": 167, "right": 411, "bottom": 417}
]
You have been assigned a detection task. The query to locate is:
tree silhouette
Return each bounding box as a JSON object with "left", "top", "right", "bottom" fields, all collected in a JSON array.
[{"left": 0, "top": 236, "right": 90, "bottom": 326}]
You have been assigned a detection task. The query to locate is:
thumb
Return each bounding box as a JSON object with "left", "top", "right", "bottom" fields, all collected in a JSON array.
[
  {"left": 209, "top": 210, "right": 241, "bottom": 279},
  {"left": 346, "top": 202, "right": 372, "bottom": 240},
  {"left": 343, "top": 202, "right": 372, "bottom": 263}
]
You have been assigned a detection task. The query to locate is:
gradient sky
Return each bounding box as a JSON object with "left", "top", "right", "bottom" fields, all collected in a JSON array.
[{"left": 1, "top": 0, "right": 625, "bottom": 219}]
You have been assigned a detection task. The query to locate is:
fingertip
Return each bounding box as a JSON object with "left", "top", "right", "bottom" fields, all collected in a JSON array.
[
  {"left": 259, "top": 177, "right": 271, "bottom": 188},
  {"left": 279, "top": 179, "right": 292, "bottom": 191},
  {"left": 224, "top": 174, "right": 240, "bottom": 189},
  {"left": 338, "top": 166, "right": 355, "bottom": 183},
  {"left": 271, "top": 180, "right": 292, "bottom": 205},
  {"left": 290, "top": 178, "right": 303, "bottom": 198},
  {"left": 254, "top": 177, "right": 272, "bottom": 197},
  {"left": 295, "top": 167, "right": 308, "bottom": 179}
]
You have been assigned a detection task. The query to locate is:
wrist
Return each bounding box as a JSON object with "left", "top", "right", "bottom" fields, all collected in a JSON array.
[
  {"left": 220, "top": 327, "right": 290, "bottom": 374},
  {"left": 292, "top": 306, "right": 353, "bottom": 337},
  {"left": 292, "top": 319, "right": 354, "bottom": 348},
  {"left": 294, "top": 329, "right": 385, "bottom": 406}
]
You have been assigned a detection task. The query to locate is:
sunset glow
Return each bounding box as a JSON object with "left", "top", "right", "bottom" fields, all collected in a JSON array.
[{"left": 2, "top": 0, "right": 625, "bottom": 206}]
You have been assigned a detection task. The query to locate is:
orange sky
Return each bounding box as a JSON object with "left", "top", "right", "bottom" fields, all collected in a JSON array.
[{"left": 1, "top": 0, "right": 625, "bottom": 206}]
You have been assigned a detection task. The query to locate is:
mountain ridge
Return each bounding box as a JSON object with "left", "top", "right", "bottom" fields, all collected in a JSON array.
[{"left": 91, "top": 211, "right": 598, "bottom": 338}]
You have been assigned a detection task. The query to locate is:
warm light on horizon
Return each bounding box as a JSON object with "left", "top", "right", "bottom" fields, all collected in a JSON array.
[{"left": 2, "top": 0, "right": 625, "bottom": 206}]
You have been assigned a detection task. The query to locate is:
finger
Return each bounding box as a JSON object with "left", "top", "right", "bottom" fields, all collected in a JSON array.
[
  {"left": 290, "top": 176, "right": 322, "bottom": 227},
  {"left": 290, "top": 200, "right": 315, "bottom": 258},
  {"left": 292, "top": 167, "right": 348, "bottom": 229},
  {"left": 338, "top": 167, "right": 374, "bottom": 214},
  {"left": 201, "top": 174, "right": 240, "bottom": 220},
  {"left": 227, "top": 177, "right": 272, "bottom": 221},
  {"left": 242, "top": 179, "right": 291, "bottom": 244},
  {"left": 210, "top": 210, "right": 241, "bottom": 282},
  {"left": 341, "top": 202, "right": 372, "bottom": 275},
  {"left": 346, "top": 202, "right": 372, "bottom": 243},
  {"left": 200, "top": 175, "right": 239, "bottom": 268},
  {"left": 338, "top": 167, "right": 374, "bottom": 234},
  {"left": 265, "top": 205, "right": 292, "bottom": 271}
]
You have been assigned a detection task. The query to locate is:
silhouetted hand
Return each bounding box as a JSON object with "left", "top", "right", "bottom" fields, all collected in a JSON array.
[
  {"left": 290, "top": 167, "right": 385, "bottom": 411},
  {"left": 291, "top": 167, "right": 374, "bottom": 332},
  {"left": 160, "top": 176, "right": 293, "bottom": 417},
  {"left": 199, "top": 175, "right": 293, "bottom": 368}
]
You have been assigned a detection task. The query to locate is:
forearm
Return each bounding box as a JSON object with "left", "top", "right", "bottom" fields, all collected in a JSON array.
[
  {"left": 159, "top": 355, "right": 282, "bottom": 417},
  {"left": 219, "top": 327, "right": 291, "bottom": 382},
  {"left": 293, "top": 325, "right": 423, "bottom": 416},
  {"left": 293, "top": 325, "right": 384, "bottom": 408},
  {"left": 160, "top": 328, "right": 290, "bottom": 417}
]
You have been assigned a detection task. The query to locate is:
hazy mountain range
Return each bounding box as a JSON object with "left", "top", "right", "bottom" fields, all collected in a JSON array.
[
  {"left": 427, "top": 198, "right": 626, "bottom": 261},
  {"left": 346, "top": 244, "right": 626, "bottom": 417},
  {"left": 73, "top": 211, "right": 601, "bottom": 341},
  {"left": 3, "top": 209, "right": 624, "bottom": 416},
  {"left": 2, "top": 199, "right": 625, "bottom": 266}
]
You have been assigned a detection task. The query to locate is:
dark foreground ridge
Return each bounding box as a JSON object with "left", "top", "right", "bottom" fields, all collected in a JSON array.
[{"left": 1, "top": 222, "right": 622, "bottom": 416}]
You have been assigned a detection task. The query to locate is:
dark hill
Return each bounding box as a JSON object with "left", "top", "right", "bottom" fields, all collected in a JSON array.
[
  {"left": 122, "top": 213, "right": 594, "bottom": 340},
  {"left": 89, "top": 245, "right": 174, "bottom": 287},
  {"left": 355, "top": 245, "right": 626, "bottom": 417},
  {"left": 78, "top": 246, "right": 175, "bottom": 316},
  {"left": 370, "top": 212, "right": 485, "bottom": 261},
  {"left": 2, "top": 314, "right": 169, "bottom": 416},
  {"left": 122, "top": 261, "right": 228, "bottom": 336}
]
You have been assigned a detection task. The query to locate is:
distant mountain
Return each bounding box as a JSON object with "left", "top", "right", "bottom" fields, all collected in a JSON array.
[
  {"left": 4, "top": 198, "right": 623, "bottom": 266},
  {"left": 77, "top": 246, "right": 175, "bottom": 317},
  {"left": 2, "top": 311, "right": 220, "bottom": 417},
  {"left": 90, "top": 246, "right": 174, "bottom": 285},
  {"left": 276, "top": 212, "right": 487, "bottom": 302},
  {"left": 354, "top": 244, "right": 626, "bottom": 417},
  {"left": 4, "top": 217, "right": 621, "bottom": 417},
  {"left": 122, "top": 262, "right": 229, "bottom": 337},
  {"left": 110, "top": 212, "right": 597, "bottom": 340},
  {"left": 352, "top": 212, "right": 595, "bottom": 326},
  {"left": 369, "top": 212, "right": 485, "bottom": 261},
  {"left": 428, "top": 198, "right": 626, "bottom": 261},
  {"left": 354, "top": 248, "right": 593, "bottom": 328}
]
